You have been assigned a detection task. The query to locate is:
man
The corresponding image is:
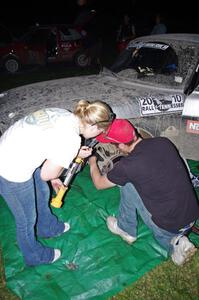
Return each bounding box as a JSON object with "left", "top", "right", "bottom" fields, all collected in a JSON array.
[
  {"left": 73, "top": 0, "right": 102, "bottom": 66},
  {"left": 89, "top": 119, "right": 199, "bottom": 265},
  {"left": 150, "top": 13, "right": 167, "bottom": 35}
]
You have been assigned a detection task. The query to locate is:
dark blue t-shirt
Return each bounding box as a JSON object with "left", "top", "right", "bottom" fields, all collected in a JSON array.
[{"left": 107, "top": 137, "right": 199, "bottom": 232}]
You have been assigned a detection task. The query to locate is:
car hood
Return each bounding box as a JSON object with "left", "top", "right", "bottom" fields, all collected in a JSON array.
[{"left": 0, "top": 69, "right": 185, "bottom": 133}]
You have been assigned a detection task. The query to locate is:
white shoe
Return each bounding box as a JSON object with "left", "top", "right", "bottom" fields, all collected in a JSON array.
[
  {"left": 106, "top": 216, "right": 136, "bottom": 244},
  {"left": 191, "top": 174, "right": 199, "bottom": 188},
  {"left": 171, "top": 235, "right": 197, "bottom": 266},
  {"left": 51, "top": 249, "right": 61, "bottom": 263},
  {"left": 63, "top": 222, "right": 70, "bottom": 233}
]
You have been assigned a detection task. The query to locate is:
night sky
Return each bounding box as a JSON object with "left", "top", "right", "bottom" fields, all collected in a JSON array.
[{"left": 1, "top": 0, "right": 198, "bottom": 36}]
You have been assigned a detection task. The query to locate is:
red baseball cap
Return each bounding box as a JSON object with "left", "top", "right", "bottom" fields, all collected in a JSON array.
[{"left": 96, "top": 119, "right": 136, "bottom": 144}]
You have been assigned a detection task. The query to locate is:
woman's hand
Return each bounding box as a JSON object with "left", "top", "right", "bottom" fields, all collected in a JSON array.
[
  {"left": 50, "top": 178, "right": 63, "bottom": 193},
  {"left": 78, "top": 146, "right": 93, "bottom": 159}
]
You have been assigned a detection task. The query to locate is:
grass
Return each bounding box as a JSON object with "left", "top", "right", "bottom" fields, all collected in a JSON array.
[
  {"left": 0, "top": 43, "right": 199, "bottom": 300},
  {"left": 0, "top": 248, "right": 19, "bottom": 300},
  {"left": 1, "top": 247, "right": 199, "bottom": 300},
  {"left": 110, "top": 252, "right": 199, "bottom": 300}
]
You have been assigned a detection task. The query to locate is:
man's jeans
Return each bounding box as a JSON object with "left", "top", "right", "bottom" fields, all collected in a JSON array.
[
  {"left": 0, "top": 168, "right": 64, "bottom": 266},
  {"left": 117, "top": 183, "right": 177, "bottom": 253}
]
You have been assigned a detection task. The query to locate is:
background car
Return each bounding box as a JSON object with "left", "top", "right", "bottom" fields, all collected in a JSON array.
[
  {"left": 116, "top": 38, "right": 131, "bottom": 53},
  {"left": 0, "top": 24, "right": 91, "bottom": 73},
  {"left": 0, "top": 33, "right": 199, "bottom": 161}
]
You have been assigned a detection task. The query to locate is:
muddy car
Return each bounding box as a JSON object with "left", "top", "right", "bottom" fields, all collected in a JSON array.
[
  {"left": 0, "top": 24, "right": 90, "bottom": 73},
  {"left": 0, "top": 33, "right": 199, "bottom": 160}
]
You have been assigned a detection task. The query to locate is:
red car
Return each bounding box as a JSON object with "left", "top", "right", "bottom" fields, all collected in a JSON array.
[
  {"left": 116, "top": 38, "right": 132, "bottom": 53},
  {"left": 0, "top": 24, "right": 91, "bottom": 73}
]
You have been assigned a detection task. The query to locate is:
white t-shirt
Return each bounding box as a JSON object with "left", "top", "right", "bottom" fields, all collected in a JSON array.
[{"left": 0, "top": 108, "right": 81, "bottom": 182}]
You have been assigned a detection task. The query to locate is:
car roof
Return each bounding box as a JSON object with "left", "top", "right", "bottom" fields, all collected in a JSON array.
[
  {"left": 135, "top": 33, "right": 199, "bottom": 44},
  {"left": 30, "top": 24, "right": 76, "bottom": 30}
]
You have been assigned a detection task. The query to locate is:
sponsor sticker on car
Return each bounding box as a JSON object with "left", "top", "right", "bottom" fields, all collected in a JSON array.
[
  {"left": 128, "top": 41, "right": 169, "bottom": 50},
  {"left": 138, "top": 94, "right": 184, "bottom": 116},
  {"left": 186, "top": 120, "right": 199, "bottom": 134}
]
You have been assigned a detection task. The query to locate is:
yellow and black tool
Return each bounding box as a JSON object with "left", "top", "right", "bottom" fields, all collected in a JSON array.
[
  {"left": 51, "top": 156, "right": 84, "bottom": 208},
  {"left": 51, "top": 138, "right": 98, "bottom": 208}
]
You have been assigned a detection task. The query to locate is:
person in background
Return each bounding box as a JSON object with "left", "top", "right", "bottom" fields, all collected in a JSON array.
[
  {"left": 150, "top": 13, "right": 167, "bottom": 35},
  {"left": 89, "top": 119, "right": 199, "bottom": 266},
  {"left": 116, "top": 14, "right": 136, "bottom": 53},
  {"left": 117, "top": 14, "right": 136, "bottom": 42},
  {"left": 73, "top": 0, "right": 102, "bottom": 66},
  {"left": 73, "top": 0, "right": 94, "bottom": 32},
  {"left": 0, "top": 100, "right": 113, "bottom": 266}
]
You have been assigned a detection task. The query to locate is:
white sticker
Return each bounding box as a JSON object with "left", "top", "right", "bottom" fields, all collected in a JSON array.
[
  {"left": 139, "top": 94, "right": 184, "bottom": 116},
  {"left": 174, "top": 76, "right": 183, "bottom": 83},
  {"left": 0, "top": 93, "right": 6, "bottom": 98},
  {"left": 128, "top": 41, "right": 169, "bottom": 51}
]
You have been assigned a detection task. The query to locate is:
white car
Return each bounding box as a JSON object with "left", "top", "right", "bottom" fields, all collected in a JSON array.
[{"left": 0, "top": 33, "right": 199, "bottom": 160}]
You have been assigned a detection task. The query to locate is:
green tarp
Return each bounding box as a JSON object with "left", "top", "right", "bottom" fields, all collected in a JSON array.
[{"left": 0, "top": 161, "right": 199, "bottom": 300}]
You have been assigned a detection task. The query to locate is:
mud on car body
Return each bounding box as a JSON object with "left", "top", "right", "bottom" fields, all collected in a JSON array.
[{"left": 0, "top": 33, "right": 199, "bottom": 160}]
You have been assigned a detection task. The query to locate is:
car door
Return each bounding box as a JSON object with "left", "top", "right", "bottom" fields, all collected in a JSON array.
[
  {"left": 46, "top": 27, "right": 59, "bottom": 61},
  {"left": 0, "top": 25, "right": 14, "bottom": 58},
  {"left": 21, "top": 28, "right": 49, "bottom": 65},
  {"left": 56, "top": 25, "right": 82, "bottom": 62}
]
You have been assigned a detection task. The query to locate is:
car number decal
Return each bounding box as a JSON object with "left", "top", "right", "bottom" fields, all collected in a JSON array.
[
  {"left": 61, "top": 42, "right": 72, "bottom": 51},
  {"left": 138, "top": 94, "right": 184, "bottom": 116}
]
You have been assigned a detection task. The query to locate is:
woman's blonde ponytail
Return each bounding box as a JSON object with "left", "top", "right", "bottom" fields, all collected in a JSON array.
[{"left": 74, "top": 99, "right": 113, "bottom": 130}]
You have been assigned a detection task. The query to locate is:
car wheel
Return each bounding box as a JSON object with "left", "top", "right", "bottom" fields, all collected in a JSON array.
[
  {"left": 74, "top": 51, "right": 91, "bottom": 68},
  {"left": 4, "top": 57, "right": 20, "bottom": 74}
]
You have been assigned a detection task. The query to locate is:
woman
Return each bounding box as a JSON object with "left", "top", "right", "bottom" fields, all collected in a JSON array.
[
  {"left": 0, "top": 100, "right": 113, "bottom": 266},
  {"left": 116, "top": 14, "right": 136, "bottom": 53}
]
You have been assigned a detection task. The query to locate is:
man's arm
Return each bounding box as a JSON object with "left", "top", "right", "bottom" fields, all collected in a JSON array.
[{"left": 89, "top": 156, "right": 116, "bottom": 190}]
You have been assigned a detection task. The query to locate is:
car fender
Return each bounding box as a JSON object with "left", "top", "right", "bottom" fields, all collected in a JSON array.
[
  {"left": 1, "top": 53, "right": 20, "bottom": 64},
  {"left": 182, "top": 92, "right": 199, "bottom": 118}
]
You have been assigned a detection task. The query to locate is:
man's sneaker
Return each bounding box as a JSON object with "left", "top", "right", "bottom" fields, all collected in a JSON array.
[
  {"left": 51, "top": 249, "right": 61, "bottom": 263},
  {"left": 63, "top": 222, "right": 70, "bottom": 233},
  {"left": 106, "top": 216, "right": 136, "bottom": 244},
  {"left": 171, "top": 235, "right": 197, "bottom": 266}
]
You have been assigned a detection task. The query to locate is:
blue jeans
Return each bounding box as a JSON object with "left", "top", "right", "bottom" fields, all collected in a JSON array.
[
  {"left": 0, "top": 168, "right": 64, "bottom": 266},
  {"left": 117, "top": 183, "right": 178, "bottom": 253}
]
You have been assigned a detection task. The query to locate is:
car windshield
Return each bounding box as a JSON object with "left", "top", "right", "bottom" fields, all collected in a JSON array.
[
  {"left": 58, "top": 25, "right": 82, "bottom": 41},
  {"left": 109, "top": 41, "right": 183, "bottom": 87},
  {"left": 20, "top": 28, "right": 50, "bottom": 44}
]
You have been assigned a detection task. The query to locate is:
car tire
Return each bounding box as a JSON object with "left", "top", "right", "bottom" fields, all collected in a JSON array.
[
  {"left": 74, "top": 51, "right": 91, "bottom": 68},
  {"left": 4, "top": 57, "right": 20, "bottom": 74}
]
